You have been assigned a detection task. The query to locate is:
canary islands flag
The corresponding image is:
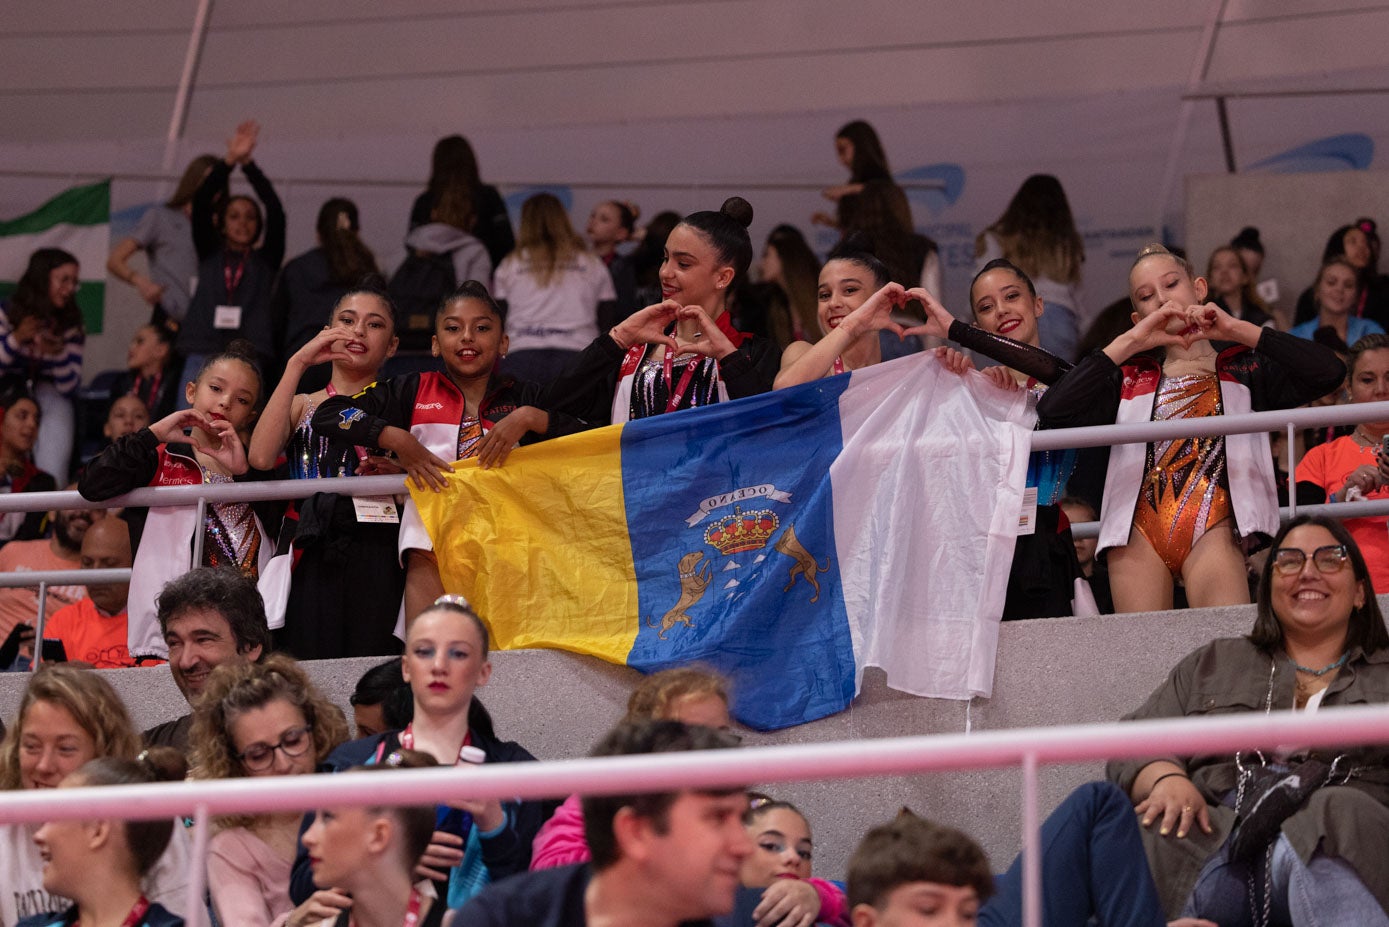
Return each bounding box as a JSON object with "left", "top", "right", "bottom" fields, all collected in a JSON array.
[{"left": 413, "top": 353, "right": 1035, "bottom": 729}]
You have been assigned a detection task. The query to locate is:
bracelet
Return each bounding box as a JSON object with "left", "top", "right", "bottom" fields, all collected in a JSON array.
[{"left": 1150, "top": 770, "right": 1189, "bottom": 790}]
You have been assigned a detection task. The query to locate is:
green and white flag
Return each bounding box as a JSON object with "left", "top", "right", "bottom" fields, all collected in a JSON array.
[{"left": 0, "top": 180, "right": 111, "bottom": 333}]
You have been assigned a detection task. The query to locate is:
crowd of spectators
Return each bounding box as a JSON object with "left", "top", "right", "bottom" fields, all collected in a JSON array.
[{"left": 0, "top": 120, "right": 1386, "bottom": 924}]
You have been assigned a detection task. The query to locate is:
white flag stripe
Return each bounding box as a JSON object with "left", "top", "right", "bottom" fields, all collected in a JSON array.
[
  {"left": 832, "top": 354, "right": 1035, "bottom": 700},
  {"left": 0, "top": 222, "right": 110, "bottom": 280}
]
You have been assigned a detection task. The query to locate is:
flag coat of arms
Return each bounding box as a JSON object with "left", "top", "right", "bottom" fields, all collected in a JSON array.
[
  {"left": 0, "top": 180, "right": 111, "bottom": 333},
  {"left": 414, "top": 353, "right": 1034, "bottom": 729}
]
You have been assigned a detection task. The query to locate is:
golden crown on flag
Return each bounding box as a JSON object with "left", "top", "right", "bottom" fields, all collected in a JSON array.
[{"left": 704, "top": 506, "right": 780, "bottom": 555}]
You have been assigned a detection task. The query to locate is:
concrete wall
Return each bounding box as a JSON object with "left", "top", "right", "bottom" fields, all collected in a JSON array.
[{"left": 0, "top": 603, "right": 1266, "bottom": 882}]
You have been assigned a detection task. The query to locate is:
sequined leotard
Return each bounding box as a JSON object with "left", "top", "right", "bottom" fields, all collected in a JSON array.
[
  {"left": 287, "top": 396, "right": 359, "bottom": 480},
  {"left": 629, "top": 350, "right": 721, "bottom": 420},
  {"left": 201, "top": 470, "right": 261, "bottom": 577},
  {"left": 1132, "top": 372, "right": 1233, "bottom": 576}
]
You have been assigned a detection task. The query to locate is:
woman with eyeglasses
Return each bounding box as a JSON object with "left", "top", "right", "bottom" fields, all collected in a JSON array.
[
  {"left": 189, "top": 654, "right": 350, "bottom": 927},
  {"left": 1108, "top": 515, "right": 1389, "bottom": 924}
]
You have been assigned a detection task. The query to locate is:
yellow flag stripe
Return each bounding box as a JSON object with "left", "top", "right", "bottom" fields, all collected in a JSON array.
[{"left": 412, "top": 425, "right": 639, "bottom": 664}]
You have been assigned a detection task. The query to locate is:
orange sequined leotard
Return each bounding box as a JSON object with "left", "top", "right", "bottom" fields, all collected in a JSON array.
[{"left": 1132, "top": 372, "right": 1233, "bottom": 576}]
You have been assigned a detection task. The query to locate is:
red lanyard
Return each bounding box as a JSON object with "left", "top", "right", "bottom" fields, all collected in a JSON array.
[
  {"left": 223, "top": 252, "right": 248, "bottom": 302},
  {"left": 135, "top": 372, "right": 161, "bottom": 408},
  {"left": 831, "top": 357, "right": 846, "bottom": 375},
  {"left": 399, "top": 724, "right": 472, "bottom": 764},
  {"left": 120, "top": 896, "right": 151, "bottom": 927},
  {"left": 324, "top": 383, "right": 369, "bottom": 464},
  {"left": 662, "top": 347, "right": 702, "bottom": 414}
]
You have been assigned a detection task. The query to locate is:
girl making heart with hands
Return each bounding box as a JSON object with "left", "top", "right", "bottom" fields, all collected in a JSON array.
[{"left": 1037, "top": 244, "right": 1347, "bottom": 615}]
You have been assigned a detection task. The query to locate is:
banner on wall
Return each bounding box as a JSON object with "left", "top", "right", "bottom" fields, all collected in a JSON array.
[{"left": 0, "top": 180, "right": 110, "bottom": 333}]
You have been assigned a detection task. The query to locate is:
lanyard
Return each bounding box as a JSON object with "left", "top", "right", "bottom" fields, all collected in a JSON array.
[
  {"left": 119, "top": 896, "right": 151, "bottom": 927},
  {"left": 223, "top": 251, "right": 248, "bottom": 302},
  {"left": 662, "top": 347, "right": 702, "bottom": 414},
  {"left": 351, "top": 889, "right": 421, "bottom": 927},
  {"left": 399, "top": 724, "right": 473, "bottom": 764},
  {"left": 831, "top": 357, "right": 846, "bottom": 375},
  {"left": 324, "top": 383, "right": 369, "bottom": 464},
  {"left": 135, "top": 372, "right": 161, "bottom": 408}
]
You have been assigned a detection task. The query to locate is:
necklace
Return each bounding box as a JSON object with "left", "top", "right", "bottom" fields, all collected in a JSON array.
[
  {"left": 1351, "top": 427, "right": 1382, "bottom": 448},
  {"left": 1289, "top": 651, "right": 1348, "bottom": 676}
]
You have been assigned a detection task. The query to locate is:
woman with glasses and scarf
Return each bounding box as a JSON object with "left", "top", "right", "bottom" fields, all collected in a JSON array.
[{"left": 1108, "top": 515, "right": 1389, "bottom": 924}]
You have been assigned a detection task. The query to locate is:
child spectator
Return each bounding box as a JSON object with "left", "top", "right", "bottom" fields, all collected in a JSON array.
[
  {"left": 178, "top": 120, "right": 285, "bottom": 388},
  {"left": 249, "top": 286, "right": 405, "bottom": 659},
  {"left": 586, "top": 200, "right": 639, "bottom": 323},
  {"left": 313, "top": 281, "right": 582, "bottom": 619},
  {"left": 79, "top": 345, "right": 275, "bottom": 659}
]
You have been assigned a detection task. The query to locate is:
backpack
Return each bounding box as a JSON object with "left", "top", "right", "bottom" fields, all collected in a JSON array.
[{"left": 389, "top": 251, "right": 456, "bottom": 351}]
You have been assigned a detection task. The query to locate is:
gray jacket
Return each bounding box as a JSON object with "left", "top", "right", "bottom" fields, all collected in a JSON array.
[{"left": 404, "top": 222, "right": 493, "bottom": 288}]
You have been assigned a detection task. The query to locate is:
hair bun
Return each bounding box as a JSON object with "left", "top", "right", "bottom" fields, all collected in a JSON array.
[
  {"left": 1231, "top": 226, "right": 1264, "bottom": 253},
  {"left": 720, "top": 196, "right": 754, "bottom": 229},
  {"left": 137, "top": 746, "right": 188, "bottom": 783},
  {"left": 223, "top": 338, "right": 259, "bottom": 360}
]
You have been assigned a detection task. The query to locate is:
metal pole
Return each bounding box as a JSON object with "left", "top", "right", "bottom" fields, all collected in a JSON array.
[
  {"left": 1287, "top": 422, "right": 1298, "bottom": 518},
  {"left": 185, "top": 802, "right": 210, "bottom": 927},
  {"left": 191, "top": 497, "right": 207, "bottom": 566},
  {"left": 160, "top": 0, "right": 214, "bottom": 183},
  {"left": 1021, "top": 752, "right": 1041, "bottom": 927},
  {"left": 32, "top": 582, "right": 48, "bottom": 670}
]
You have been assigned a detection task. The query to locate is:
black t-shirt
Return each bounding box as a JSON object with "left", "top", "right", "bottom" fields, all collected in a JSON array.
[{"left": 454, "top": 864, "right": 718, "bottom": 927}]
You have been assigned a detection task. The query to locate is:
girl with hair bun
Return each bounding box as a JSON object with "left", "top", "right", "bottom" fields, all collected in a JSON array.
[
  {"left": 544, "top": 197, "right": 782, "bottom": 424},
  {"left": 1037, "top": 244, "right": 1346, "bottom": 614},
  {"left": 0, "top": 666, "right": 191, "bottom": 926},
  {"left": 289, "top": 599, "right": 551, "bottom": 912},
  {"left": 272, "top": 198, "right": 382, "bottom": 392}
]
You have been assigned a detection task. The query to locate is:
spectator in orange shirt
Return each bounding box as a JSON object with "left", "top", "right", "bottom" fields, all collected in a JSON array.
[
  {"left": 44, "top": 517, "right": 145, "bottom": 668},
  {"left": 0, "top": 488, "right": 100, "bottom": 651}
]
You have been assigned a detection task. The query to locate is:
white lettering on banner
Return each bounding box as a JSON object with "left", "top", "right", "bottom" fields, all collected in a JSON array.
[{"left": 685, "top": 484, "right": 792, "bottom": 527}]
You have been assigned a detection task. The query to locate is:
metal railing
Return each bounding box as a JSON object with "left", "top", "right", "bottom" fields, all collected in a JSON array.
[{"left": 0, "top": 702, "right": 1385, "bottom": 927}]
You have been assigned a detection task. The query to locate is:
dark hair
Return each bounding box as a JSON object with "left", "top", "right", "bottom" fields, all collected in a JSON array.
[
  {"left": 406, "top": 599, "right": 496, "bottom": 740},
  {"left": 836, "top": 120, "right": 893, "bottom": 184},
  {"left": 194, "top": 339, "right": 264, "bottom": 404},
  {"left": 1250, "top": 515, "right": 1389, "bottom": 655},
  {"left": 982, "top": 174, "right": 1084, "bottom": 286},
  {"left": 1056, "top": 495, "right": 1097, "bottom": 521},
  {"left": 1348, "top": 333, "right": 1389, "bottom": 379},
  {"left": 678, "top": 197, "right": 755, "bottom": 284},
  {"left": 10, "top": 248, "right": 83, "bottom": 333},
  {"left": 601, "top": 200, "right": 639, "bottom": 237},
  {"left": 582, "top": 720, "right": 743, "bottom": 870},
  {"left": 218, "top": 195, "right": 264, "bottom": 246},
  {"left": 744, "top": 793, "right": 806, "bottom": 827},
  {"left": 1230, "top": 226, "right": 1264, "bottom": 257},
  {"left": 763, "top": 224, "right": 822, "bottom": 340},
  {"left": 332, "top": 277, "right": 398, "bottom": 330},
  {"left": 166, "top": 154, "right": 220, "bottom": 210},
  {"left": 971, "top": 258, "right": 1038, "bottom": 300},
  {"left": 847, "top": 809, "right": 995, "bottom": 909},
  {"left": 140, "top": 319, "right": 178, "bottom": 349},
  {"left": 347, "top": 749, "right": 439, "bottom": 867},
  {"left": 427, "top": 135, "right": 482, "bottom": 197},
  {"left": 75, "top": 748, "right": 187, "bottom": 877},
  {"left": 825, "top": 234, "right": 890, "bottom": 289},
  {"left": 835, "top": 183, "right": 928, "bottom": 289},
  {"left": 0, "top": 379, "right": 38, "bottom": 416},
  {"left": 154, "top": 566, "right": 270, "bottom": 657},
  {"left": 432, "top": 180, "right": 476, "bottom": 233},
  {"left": 438, "top": 279, "right": 506, "bottom": 328},
  {"left": 350, "top": 658, "right": 414, "bottom": 731},
  {"left": 632, "top": 210, "right": 683, "bottom": 290},
  {"left": 1322, "top": 224, "right": 1364, "bottom": 264},
  {"left": 317, "top": 198, "right": 379, "bottom": 287}
]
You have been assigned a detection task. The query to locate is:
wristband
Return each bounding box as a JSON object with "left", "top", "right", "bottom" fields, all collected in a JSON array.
[{"left": 1151, "top": 770, "right": 1189, "bottom": 791}]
